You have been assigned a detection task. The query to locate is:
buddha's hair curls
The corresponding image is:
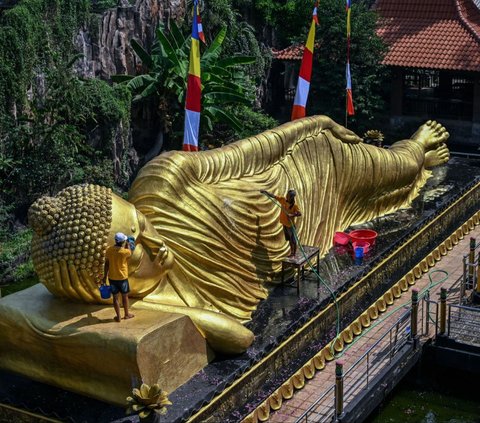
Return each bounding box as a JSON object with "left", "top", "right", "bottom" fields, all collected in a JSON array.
[{"left": 28, "top": 184, "right": 112, "bottom": 285}]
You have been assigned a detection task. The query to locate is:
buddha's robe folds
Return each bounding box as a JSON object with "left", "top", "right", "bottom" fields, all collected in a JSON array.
[{"left": 129, "top": 116, "right": 430, "bottom": 322}]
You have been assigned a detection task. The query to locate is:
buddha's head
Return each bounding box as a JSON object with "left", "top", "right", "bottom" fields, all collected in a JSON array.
[{"left": 28, "top": 184, "right": 173, "bottom": 302}]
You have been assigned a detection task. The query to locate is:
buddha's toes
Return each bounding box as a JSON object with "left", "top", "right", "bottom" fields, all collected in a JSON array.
[
  {"left": 425, "top": 143, "right": 450, "bottom": 168},
  {"left": 412, "top": 120, "right": 450, "bottom": 151}
]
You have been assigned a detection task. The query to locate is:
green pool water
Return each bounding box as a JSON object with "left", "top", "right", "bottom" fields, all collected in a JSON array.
[{"left": 367, "top": 386, "right": 480, "bottom": 423}]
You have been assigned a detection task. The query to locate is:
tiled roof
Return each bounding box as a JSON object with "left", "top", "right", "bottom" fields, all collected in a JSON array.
[
  {"left": 272, "top": 42, "right": 322, "bottom": 61},
  {"left": 272, "top": 44, "right": 305, "bottom": 61},
  {"left": 375, "top": 0, "right": 480, "bottom": 71}
]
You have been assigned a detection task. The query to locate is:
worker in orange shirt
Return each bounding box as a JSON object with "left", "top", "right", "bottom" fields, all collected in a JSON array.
[
  {"left": 102, "top": 232, "right": 135, "bottom": 322},
  {"left": 260, "top": 189, "right": 302, "bottom": 257}
]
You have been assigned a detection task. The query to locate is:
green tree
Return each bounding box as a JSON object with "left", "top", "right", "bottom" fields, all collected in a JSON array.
[
  {"left": 233, "top": 0, "right": 313, "bottom": 46},
  {"left": 232, "top": 0, "right": 386, "bottom": 131},
  {"left": 113, "top": 21, "right": 258, "bottom": 151},
  {"left": 0, "top": 57, "right": 131, "bottom": 214},
  {"left": 201, "top": 0, "right": 271, "bottom": 84},
  {"left": 307, "top": 0, "right": 387, "bottom": 132}
]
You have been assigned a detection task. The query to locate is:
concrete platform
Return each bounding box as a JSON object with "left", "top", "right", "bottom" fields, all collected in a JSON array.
[
  {"left": 2, "top": 157, "right": 480, "bottom": 422},
  {"left": 0, "top": 285, "right": 211, "bottom": 406}
]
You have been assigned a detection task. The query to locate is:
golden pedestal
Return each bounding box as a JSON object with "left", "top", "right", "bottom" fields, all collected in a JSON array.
[{"left": 0, "top": 284, "right": 212, "bottom": 405}]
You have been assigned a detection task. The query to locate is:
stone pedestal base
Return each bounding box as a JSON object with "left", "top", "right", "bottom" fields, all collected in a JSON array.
[{"left": 0, "top": 284, "right": 212, "bottom": 405}]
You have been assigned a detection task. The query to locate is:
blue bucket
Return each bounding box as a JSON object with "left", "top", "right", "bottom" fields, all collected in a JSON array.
[
  {"left": 354, "top": 247, "right": 364, "bottom": 265},
  {"left": 354, "top": 247, "right": 364, "bottom": 258},
  {"left": 99, "top": 284, "right": 112, "bottom": 299}
]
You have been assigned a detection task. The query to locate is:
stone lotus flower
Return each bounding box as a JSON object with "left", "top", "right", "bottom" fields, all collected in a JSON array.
[
  {"left": 363, "top": 129, "right": 385, "bottom": 147},
  {"left": 126, "top": 383, "right": 172, "bottom": 419}
]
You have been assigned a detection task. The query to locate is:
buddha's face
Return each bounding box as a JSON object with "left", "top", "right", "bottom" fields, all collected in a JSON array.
[
  {"left": 109, "top": 194, "right": 174, "bottom": 296},
  {"left": 29, "top": 185, "right": 173, "bottom": 303}
]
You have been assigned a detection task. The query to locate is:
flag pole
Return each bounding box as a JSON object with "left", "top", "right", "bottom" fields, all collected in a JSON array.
[
  {"left": 345, "top": 97, "right": 348, "bottom": 128},
  {"left": 345, "top": 0, "right": 354, "bottom": 122},
  {"left": 182, "top": 0, "right": 202, "bottom": 151}
]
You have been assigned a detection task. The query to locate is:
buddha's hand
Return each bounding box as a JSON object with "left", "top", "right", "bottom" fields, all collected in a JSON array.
[
  {"left": 126, "top": 231, "right": 174, "bottom": 295},
  {"left": 321, "top": 115, "right": 362, "bottom": 144},
  {"left": 49, "top": 259, "right": 108, "bottom": 303}
]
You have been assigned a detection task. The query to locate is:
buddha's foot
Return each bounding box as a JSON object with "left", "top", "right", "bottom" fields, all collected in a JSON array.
[
  {"left": 425, "top": 143, "right": 450, "bottom": 168},
  {"left": 411, "top": 120, "right": 449, "bottom": 151}
]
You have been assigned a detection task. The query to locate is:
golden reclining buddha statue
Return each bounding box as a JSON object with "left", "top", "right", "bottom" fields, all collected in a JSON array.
[{"left": 27, "top": 116, "right": 449, "bottom": 355}]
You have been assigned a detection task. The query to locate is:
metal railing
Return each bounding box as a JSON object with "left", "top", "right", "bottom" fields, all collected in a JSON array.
[
  {"left": 450, "top": 151, "right": 480, "bottom": 160},
  {"left": 296, "top": 385, "right": 336, "bottom": 423},
  {"left": 460, "top": 238, "right": 480, "bottom": 303},
  {"left": 342, "top": 310, "right": 411, "bottom": 406},
  {"left": 294, "top": 272, "right": 480, "bottom": 423},
  {"left": 295, "top": 308, "right": 414, "bottom": 423},
  {"left": 420, "top": 293, "right": 439, "bottom": 338},
  {"left": 447, "top": 303, "right": 480, "bottom": 347}
]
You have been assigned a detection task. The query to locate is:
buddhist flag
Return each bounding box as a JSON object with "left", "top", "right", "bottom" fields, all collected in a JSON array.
[
  {"left": 183, "top": 0, "right": 201, "bottom": 151},
  {"left": 197, "top": 8, "right": 206, "bottom": 44},
  {"left": 346, "top": 63, "right": 354, "bottom": 116},
  {"left": 345, "top": 0, "right": 355, "bottom": 116},
  {"left": 313, "top": 2, "right": 319, "bottom": 25},
  {"left": 291, "top": 2, "right": 319, "bottom": 121}
]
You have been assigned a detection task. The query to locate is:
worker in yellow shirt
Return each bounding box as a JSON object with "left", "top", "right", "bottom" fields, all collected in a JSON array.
[
  {"left": 260, "top": 189, "right": 302, "bottom": 257},
  {"left": 103, "top": 232, "right": 135, "bottom": 322}
]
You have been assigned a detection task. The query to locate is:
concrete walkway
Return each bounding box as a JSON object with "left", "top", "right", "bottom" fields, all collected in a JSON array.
[{"left": 269, "top": 225, "right": 478, "bottom": 422}]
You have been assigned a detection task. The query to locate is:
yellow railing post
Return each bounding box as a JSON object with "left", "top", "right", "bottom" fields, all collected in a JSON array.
[
  {"left": 468, "top": 237, "right": 476, "bottom": 289},
  {"left": 439, "top": 288, "right": 447, "bottom": 335},
  {"left": 335, "top": 360, "right": 344, "bottom": 418},
  {"left": 411, "top": 288, "right": 419, "bottom": 347}
]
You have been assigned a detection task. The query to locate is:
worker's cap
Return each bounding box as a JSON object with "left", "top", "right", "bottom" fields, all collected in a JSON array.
[
  {"left": 287, "top": 189, "right": 296, "bottom": 197},
  {"left": 114, "top": 232, "right": 128, "bottom": 243}
]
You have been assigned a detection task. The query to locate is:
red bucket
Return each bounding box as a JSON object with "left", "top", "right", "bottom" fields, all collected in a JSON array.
[
  {"left": 349, "top": 229, "right": 377, "bottom": 246},
  {"left": 333, "top": 231, "right": 350, "bottom": 246}
]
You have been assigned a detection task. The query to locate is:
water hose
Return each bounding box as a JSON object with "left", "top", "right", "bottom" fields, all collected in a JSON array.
[
  {"left": 261, "top": 192, "right": 342, "bottom": 352},
  {"left": 336, "top": 269, "right": 449, "bottom": 357},
  {"left": 260, "top": 192, "right": 450, "bottom": 358}
]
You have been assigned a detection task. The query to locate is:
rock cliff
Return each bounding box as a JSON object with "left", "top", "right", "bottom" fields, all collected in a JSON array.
[{"left": 75, "top": 0, "right": 184, "bottom": 80}]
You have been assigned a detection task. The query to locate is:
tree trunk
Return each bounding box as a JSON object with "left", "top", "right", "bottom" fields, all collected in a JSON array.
[{"left": 143, "top": 130, "right": 164, "bottom": 164}]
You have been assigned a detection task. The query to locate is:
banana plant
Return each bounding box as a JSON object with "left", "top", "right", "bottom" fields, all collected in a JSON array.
[{"left": 113, "top": 21, "right": 256, "bottom": 134}]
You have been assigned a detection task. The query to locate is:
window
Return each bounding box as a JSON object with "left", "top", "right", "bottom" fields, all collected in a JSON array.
[{"left": 403, "top": 69, "right": 473, "bottom": 120}]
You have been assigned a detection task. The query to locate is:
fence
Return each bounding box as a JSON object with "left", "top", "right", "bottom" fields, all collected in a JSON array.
[
  {"left": 460, "top": 237, "right": 480, "bottom": 303},
  {"left": 447, "top": 303, "right": 480, "bottom": 347},
  {"left": 295, "top": 308, "right": 414, "bottom": 423},
  {"left": 294, "top": 281, "right": 480, "bottom": 423}
]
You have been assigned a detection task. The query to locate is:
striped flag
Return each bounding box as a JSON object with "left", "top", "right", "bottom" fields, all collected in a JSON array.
[
  {"left": 291, "top": 2, "right": 319, "bottom": 121},
  {"left": 197, "top": 8, "right": 206, "bottom": 44},
  {"left": 183, "top": 0, "right": 202, "bottom": 152},
  {"left": 346, "top": 63, "right": 354, "bottom": 115},
  {"left": 345, "top": 0, "right": 355, "bottom": 116},
  {"left": 312, "top": 2, "right": 319, "bottom": 25}
]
